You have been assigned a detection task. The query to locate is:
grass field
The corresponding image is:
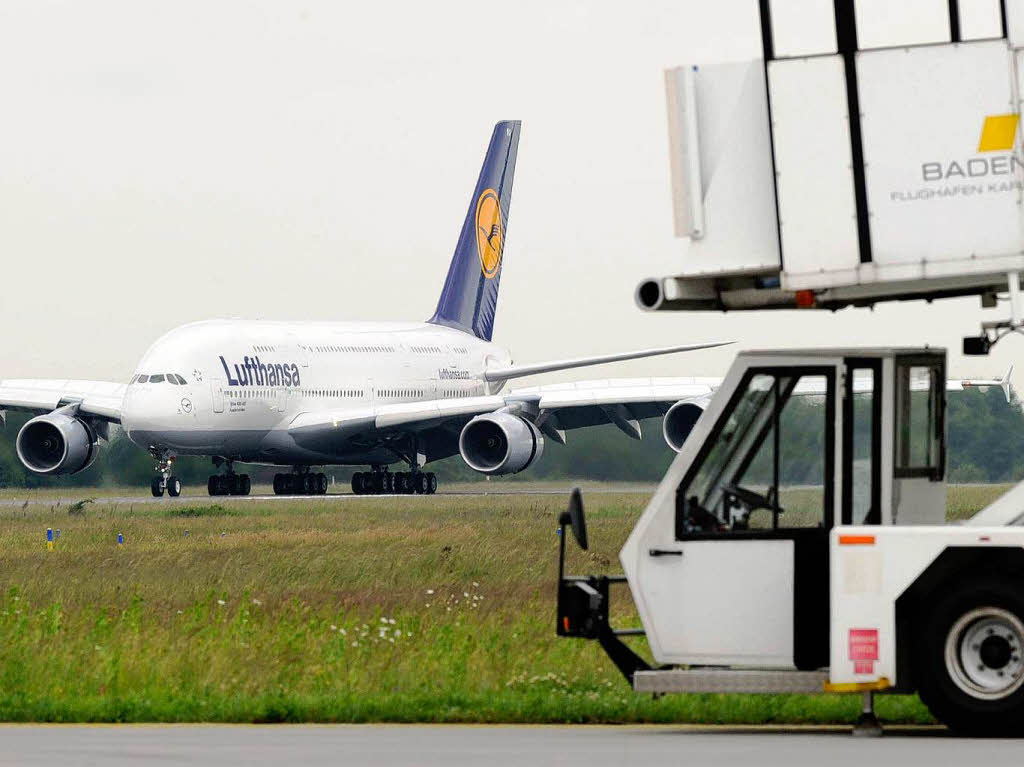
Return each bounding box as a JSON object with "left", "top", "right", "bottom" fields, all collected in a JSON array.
[{"left": 0, "top": 484, "right": 1012, "bottom": 723}]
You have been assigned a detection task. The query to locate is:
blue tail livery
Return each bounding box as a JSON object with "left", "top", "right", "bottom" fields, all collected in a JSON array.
[{"left": 428, "top": 120, "right": 520, "bottom": 342}]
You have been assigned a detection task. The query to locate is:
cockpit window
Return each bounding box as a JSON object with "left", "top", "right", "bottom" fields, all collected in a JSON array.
[
  {"left": 174, "top": 374, "right": 188, "bottom": 385},
  {"left": 129, "top": 375, "right": 138, "bottom": 384},
  {"left": 150, "top": 374, "right": 166, "bottom": 383},
  {"left": 137, "top": 374, "right": 149, "bottom": 383}
]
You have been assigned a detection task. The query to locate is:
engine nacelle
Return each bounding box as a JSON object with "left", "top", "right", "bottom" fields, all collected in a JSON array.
[
  {"left": 459, "top": 412, "right": 545, "bottom": 475},
  {"left": 663, "top": 398, "right": 709, "bottom": 452},
  {"left": 16, "top": 412, "right": 99, "bottom": 475}
]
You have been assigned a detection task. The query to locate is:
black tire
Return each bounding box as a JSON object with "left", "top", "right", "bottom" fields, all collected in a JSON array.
[
  {"left": 239, "top": 474, "right": 251, "bottom": 496},
  {"left": 151, "top": 477, "right": 165, "bottom": 497},
  {"left": 302, "top": 474, "right": 314, "bottom": 494},
  {"left": 207, "top": 475, "right": 220, "bottom": 496},
  {"left": 406, "top": 473, "right": 417, "bottom": 495},
  {"left": 383, "top": 473, "right": 394, "bottom": 494},
  {"left": 167, "top": 476, "right": 182, "bottom": 497},
  {"left": 273, "top": 474, "right": 283, "bottom": 495},
  {"left": 427, "top": 473, "right": 437, "bottom": 495},
  {"left": 915, "top": 576, "right": 1024, "bottom": 736},
  {"left": 415, "top": 472, "right": 428, "bottom": 495},
  {"left": 318, "top": 473, "right": 328, "bottom": 495},
  {"left": 351, "top": 472, "right": 363, "bottom": 495}
]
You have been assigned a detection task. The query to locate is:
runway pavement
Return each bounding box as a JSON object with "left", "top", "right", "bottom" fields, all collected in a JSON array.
[{"left": 0, "top": 724, "right": 1015, "bottom": 767}]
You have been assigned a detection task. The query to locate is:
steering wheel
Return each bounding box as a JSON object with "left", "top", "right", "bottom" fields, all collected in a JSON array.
[{"left": 723, "top": 484, "right": 783, "bottom": 514}]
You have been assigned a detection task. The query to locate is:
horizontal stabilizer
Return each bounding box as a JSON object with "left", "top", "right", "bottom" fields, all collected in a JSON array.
[{"left": 960, "top": 364, "right": 1014, "bottom": 403}]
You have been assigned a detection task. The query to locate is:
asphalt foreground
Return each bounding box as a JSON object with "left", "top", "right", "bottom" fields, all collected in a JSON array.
[{"left": 0, "top": 724, "right": 1021, "bottom": 767}]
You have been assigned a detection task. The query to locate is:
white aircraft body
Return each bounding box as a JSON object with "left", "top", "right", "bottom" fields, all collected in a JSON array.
[{"left": 0, "top": 121, "right": 732, "bottom": 497}]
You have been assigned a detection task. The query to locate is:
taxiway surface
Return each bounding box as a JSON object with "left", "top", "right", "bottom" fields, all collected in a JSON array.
[{"left": 0, "top": 724, "right": 1013, "bottom": 767}]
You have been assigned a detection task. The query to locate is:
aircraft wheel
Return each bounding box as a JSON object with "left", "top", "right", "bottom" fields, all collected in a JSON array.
[
  {"left": 415, "top": 472, "right": 428, "bottom": 495},
  {"left": 151, "top": 477, "right": 165, "bottom": 497},
  {"left": 393, "top": 472, "right": 405, "bottom": 494},
  {"left": 317, "top": 473, "right": 328, "bottom": 495},
  {"left": 427, "top": 473, "right": 437, "bottom": 495},
  {"left": 167, "top": 476, "right": 182, "bottom": 497},
  {"left": 406, "top": 473, "right": 417, "bottom": 495},
  {"left": 301, "top": 474, "right": 313, "bottom": 494},
  {"left": 351, "top": 472, "right": 363, "bottom": 495},
  {"left": 238, "top": 474, "right": 251, "bottom": 496},
  {"left": 207, "top": 475, "right": 220, "bottom": 496},
  {"left": 273, "top": 474, "right": 284, "bottom": 495}
]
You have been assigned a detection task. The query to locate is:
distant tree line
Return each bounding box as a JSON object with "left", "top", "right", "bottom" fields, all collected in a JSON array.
[{"left": 0, "top": 386, "right": 1020, "bottom": 488}]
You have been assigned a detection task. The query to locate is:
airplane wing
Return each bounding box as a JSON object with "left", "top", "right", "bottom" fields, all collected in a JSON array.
[
  {"left": 286, "top": 378, "right": 716, "bottom": 450},
  {"left": 481, "top": 341, "right": 731, "bottom": 383},
  {"left": 0, "top": 379, "right": 126, "bottom": 423}
]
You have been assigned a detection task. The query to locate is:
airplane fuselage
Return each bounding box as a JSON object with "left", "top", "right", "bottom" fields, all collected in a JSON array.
[{"left": 121, "top": 319, "right": 512, "bottom": 466}]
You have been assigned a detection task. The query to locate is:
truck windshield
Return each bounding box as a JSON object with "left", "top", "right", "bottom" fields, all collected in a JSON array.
[{"left": 677, "top": 368, "right": 832, "bottom": 534}]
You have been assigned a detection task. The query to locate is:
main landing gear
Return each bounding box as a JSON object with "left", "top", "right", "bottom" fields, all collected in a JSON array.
[
  {"left": 273, "top": 468, "right": 329, "bottom": 496},
  {"left": 208, "top": 458, "right": 251, "bottom": 496},
  {"left": 151, "top": 453, "right": 182, "bottom": 498},
  {"left": 351, "top": 467, "right": 437, "bottom": 495}
]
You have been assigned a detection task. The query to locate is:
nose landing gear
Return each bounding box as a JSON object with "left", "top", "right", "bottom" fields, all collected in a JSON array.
[{"left": 150, "top": 453, "right": 181, "bottom": 498}]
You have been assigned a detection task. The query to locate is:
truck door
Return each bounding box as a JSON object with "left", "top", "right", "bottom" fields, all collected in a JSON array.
[{"left": 640, "top": 366, "right": 835, "bottom": 670}]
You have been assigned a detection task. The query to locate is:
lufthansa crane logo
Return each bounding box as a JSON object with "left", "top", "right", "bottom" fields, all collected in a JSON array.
[{"left": 474, "top": 188, "right": 503, "bottom": 279}]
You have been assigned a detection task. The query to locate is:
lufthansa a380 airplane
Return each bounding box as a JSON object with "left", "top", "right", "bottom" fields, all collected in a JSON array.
[{"left": 0, "top": 121, "right": 735, "bottom": 497}]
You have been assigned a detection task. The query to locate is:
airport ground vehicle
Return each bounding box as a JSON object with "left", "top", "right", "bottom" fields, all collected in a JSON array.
[{"left": 557, "top": 346, "right": 1024, "bottom": 736}]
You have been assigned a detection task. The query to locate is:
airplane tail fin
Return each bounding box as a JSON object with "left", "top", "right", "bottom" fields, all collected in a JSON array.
[{"left": 428, "top": 120, "right": 521, "bottom": 342}]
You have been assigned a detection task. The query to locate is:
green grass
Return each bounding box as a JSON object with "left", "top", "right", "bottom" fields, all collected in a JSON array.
[{"left": 0, "top": 485, "right": 1010, "bottom": 723}]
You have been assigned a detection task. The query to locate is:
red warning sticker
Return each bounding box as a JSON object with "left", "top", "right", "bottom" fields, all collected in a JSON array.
[{"left": 849, "top": 628, "right": 879, "bottom": 675}]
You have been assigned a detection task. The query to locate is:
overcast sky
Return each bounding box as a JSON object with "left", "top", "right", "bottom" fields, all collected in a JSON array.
[{"left": 0, "top": 0, "right": 1020, "bottom": 389}]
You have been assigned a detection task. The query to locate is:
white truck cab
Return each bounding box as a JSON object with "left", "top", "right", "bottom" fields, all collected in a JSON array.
[{"left": 557, "top": 347, "right": 1024, "bottom": 735}]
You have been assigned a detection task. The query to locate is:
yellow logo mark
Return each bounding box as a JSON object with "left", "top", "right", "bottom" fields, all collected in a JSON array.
[
  {"left": 474, "top": 188, "right": 503, "bottom": 279},
  {"left": 979, "top": 114, "right": 1020, "bottom": 152}
]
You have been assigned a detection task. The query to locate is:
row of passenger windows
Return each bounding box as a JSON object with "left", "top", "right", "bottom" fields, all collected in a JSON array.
[
  {"left": 253, "top": 344, "right": 277, "bottom": 353},
  {"left": 131, "top": 373, "right": 187, "bottom": 385},
  {"left": 228, "top": 388, "right": 365, "bottom": 399},
  {"left": 410, "top": 345, "right": 442, "bottom": 354},
  {"left": 313, "top": 344, "right": 395, "bottom": 354},
  {"left": 381, "top": 389, "right": 424, "bottom": 398}
]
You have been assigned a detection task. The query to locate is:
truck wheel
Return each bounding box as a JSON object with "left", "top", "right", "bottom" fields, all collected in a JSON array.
[{"left": 915, "top": 577, "right": 1024, "bottom": 735}]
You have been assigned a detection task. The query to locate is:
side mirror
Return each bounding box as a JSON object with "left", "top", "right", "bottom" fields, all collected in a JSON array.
[{"left": 558, "top": 487, "right": 588, "bottom": 550}]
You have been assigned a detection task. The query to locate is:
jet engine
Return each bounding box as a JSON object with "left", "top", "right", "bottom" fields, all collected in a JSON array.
[
  {"left": 662, "top": 398, "right": 709, "bottom": 452},
  {"left": 16, "top": 412, "right": 100, "bottom": 475},
  {"left": 459, "top": 412, "right": 545, "bottom": 475}
]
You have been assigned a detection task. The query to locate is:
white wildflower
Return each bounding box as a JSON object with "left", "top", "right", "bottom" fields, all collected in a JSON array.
[
  {"left": 426, "top": 589, "right": 434, "bottom": 595},
  {"left": 217, "top": 599, "right": 226, "bottom": 605},
  {"left": 330, "top": 624, "right": 337, "bottom": 631}
]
